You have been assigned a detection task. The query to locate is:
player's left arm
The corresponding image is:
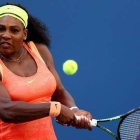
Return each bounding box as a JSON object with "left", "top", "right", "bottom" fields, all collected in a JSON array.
[
  {"left": 35, "top": 43, "right": 92, "bottom": 130},
  {"left": 35, "top": 43, "right": 76, "bottom": 107}
]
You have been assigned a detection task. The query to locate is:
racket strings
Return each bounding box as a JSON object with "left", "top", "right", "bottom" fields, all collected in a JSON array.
[{"left": 119, "top": 110, "right": 140, "bottom": 140}]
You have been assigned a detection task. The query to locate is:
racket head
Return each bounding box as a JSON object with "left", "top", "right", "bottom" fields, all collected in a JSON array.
[{"left": 117, "top": 108, "right": 140, "bottom": 140}]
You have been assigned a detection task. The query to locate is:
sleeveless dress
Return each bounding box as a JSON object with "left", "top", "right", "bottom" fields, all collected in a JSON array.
[{"left": 0, "top": 41, "right": 57, "bottom": 140}]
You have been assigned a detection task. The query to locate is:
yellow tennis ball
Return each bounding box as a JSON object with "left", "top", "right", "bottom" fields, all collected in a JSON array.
[{"left": 63, "top": 60, "right": 78, "bottom": 75}]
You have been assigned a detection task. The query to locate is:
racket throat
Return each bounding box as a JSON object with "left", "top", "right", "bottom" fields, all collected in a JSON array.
[{"left": 97, "top": 124, "right": 120, "bottom": 140}]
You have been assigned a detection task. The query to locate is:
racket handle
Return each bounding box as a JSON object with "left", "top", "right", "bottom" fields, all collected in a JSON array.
[
  {"left": 90, "top": 119, "right": 97, "bottom": 126},
  {"left": 75, "top": 116, "right": 97, "bottom": 126}
]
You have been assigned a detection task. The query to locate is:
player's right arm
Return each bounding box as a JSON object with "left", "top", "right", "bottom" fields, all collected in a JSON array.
[{"left": 0, "top": 76, "right": 76, "bottom": 124}]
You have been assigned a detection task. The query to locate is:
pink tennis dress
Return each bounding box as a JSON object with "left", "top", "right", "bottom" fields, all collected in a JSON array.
[{"left": 0, "top": 42, "right": 57, "bottom": 140}]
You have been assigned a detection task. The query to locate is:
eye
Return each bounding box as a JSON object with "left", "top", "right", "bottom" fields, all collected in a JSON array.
[
  {"left": 11, "top": 29, "right": 19, "bottom": 33},
  {"left": 0, "top": 27, "right": 4, "bottom": 32}
]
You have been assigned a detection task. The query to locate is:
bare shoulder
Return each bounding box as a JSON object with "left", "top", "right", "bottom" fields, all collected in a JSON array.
[
  {"left": 34, "top": 43, "right": 50, "bottom": 56},
  {"left": 34, "top": 43, "right": 54, "bottom": 66}
]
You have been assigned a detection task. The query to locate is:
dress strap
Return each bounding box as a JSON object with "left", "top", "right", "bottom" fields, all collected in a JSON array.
[{"left": 27, "top": 41, "right": 45, "bottom": 64}]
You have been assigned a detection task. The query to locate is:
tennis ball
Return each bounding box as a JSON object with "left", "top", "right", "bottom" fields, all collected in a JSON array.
[{"left": 63, "top": 60, "right": 78, "bottom": 75}]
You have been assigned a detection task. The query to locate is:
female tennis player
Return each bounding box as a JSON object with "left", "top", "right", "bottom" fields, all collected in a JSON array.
[{"left": 0, "top": 3, "right": 92, "bottom": 140}]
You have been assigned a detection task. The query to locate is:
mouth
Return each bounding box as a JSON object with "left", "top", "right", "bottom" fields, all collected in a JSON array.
[{"left": 0, "top": 42, "right": 12, "bottom": 48}]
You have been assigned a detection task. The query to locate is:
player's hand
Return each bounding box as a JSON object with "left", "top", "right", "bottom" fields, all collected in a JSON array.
[
  {"left": 56, "top": 104, "right": 77, "bottom": 126},
  {"left": 72, "top": 110, "right": 93, "bottom": 131}
]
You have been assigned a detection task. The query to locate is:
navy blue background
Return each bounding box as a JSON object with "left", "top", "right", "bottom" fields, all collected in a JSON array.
[{"left": 1, "top": 1, "right": 140, "bottom": 139}]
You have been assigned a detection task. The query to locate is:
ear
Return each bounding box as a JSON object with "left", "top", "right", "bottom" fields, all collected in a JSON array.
[{"left": 23, "top": 29, "right": 28, "bottom": 41}]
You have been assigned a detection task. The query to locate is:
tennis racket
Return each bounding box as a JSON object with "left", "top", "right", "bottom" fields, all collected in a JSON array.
[{"left": 76, "top": 107, "right": 140, "bottom": 140}]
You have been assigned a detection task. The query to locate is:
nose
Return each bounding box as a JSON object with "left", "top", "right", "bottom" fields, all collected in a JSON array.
[{"left": 2, "top": 31, "right": 11, "bottom": 40}]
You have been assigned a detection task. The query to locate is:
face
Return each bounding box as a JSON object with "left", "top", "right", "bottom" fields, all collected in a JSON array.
[{"left": 0, "top": 16, "right": 27, "bottom": 55}]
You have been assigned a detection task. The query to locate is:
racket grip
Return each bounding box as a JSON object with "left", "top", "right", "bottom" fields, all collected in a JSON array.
[
  {"left": 75, "top": 116, "right": 97, "bottom": 126},
  {"left": 90, "top": 119, "right": 97, "bottom": 126}
]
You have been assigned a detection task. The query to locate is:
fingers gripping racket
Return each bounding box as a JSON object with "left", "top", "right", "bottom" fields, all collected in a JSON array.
[{"left": 77, "top": 107, "right": 140, "bottom": 140}]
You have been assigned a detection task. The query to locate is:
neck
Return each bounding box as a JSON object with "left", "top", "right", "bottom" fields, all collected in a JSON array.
[{"left": 0, "top": 46, "right": 25, "bottom": 62}]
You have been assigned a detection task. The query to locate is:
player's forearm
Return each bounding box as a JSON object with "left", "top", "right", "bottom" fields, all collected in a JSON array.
[
  {"left": 0, "top": 101, "right": 50, "bottom": 123},
  {"left": 52, "top": 89, "right": 77, "bottom": 108}
]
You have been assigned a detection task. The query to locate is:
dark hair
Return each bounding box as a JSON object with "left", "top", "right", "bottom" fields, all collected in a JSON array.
[{"left": 1, "top": 3, "right": 51, "bottom": 47}]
